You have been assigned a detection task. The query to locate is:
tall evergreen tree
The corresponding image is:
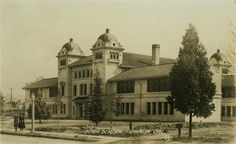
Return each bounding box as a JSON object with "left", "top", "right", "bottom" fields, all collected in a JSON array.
[
  {"left": 167, "top": 24, "right": 216, "bottom": 138},
  {"left": 88, "top": 70, "right": 105, "bottom": 126}
]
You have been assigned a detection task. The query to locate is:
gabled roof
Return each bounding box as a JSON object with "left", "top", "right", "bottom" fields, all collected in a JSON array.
[
  {"left": 108, "top": 63, "right": 174, "bottom": 81},
  {"left": 69, "top": 52, "right": 176, "bottom": 68},
  {"left": 222, "top": 75, "right": 236, "bottom": 87},
  {"left": 121, "top": 52, "right": 176, "bottom": 67},
  {"left": 23, "top": 78, "right": 58, "bottom": 89}
]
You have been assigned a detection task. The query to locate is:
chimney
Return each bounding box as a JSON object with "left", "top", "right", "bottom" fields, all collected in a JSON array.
[
  {"left": 152, "top": 44, "right": 160, "bottom": 65},
  {"left": 70, "top": 38, "right": 73, "bottom": 42},
  {"left": 106, "top": 28, "right": 109, "bottom": 33}
]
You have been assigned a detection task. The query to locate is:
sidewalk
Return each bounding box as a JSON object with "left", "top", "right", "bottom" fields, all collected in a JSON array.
[{"left": 0, "top": 128, "right": 127, "bottom": 143}]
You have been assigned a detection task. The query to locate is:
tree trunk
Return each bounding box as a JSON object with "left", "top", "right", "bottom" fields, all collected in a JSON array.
[
  {"left": 39, "top": 117, "right": 41, "bottom": 123},
  {"left": 96, "top": 122, "right": 98, "bottom": 126},
  {"left": 189, "top": 112, "right": 192, "bottom": 138}
]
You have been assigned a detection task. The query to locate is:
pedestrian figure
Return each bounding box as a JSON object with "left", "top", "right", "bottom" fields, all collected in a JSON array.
[
  {"left": 13, "top": 116, "right": 19, "bottom": 132},
  {"left": 18, "top": 114, "right": 25, "bottom": 131}
]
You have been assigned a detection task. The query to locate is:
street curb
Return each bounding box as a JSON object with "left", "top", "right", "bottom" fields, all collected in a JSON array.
[{"left": 0, "top": 130, "right": 99, "bottom": 142}]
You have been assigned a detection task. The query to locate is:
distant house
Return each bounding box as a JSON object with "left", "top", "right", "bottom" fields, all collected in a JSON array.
[{"left": 23, "top": 29, "right": 235, "bottom": 122}]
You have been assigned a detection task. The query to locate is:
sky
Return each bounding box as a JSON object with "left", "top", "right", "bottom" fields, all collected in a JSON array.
[{"left": 1, "top": 0, "right": 236, "bottom": 101}]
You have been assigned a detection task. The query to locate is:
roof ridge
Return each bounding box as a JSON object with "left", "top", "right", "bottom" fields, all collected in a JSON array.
[
  {"left": 42, "top": 77, "right": 58, "bottom": 80},
  {"left": 123, "top": 52, "right": 176, "bottom": 60},
  {"left": 123, "top": 52, "right": 151, "bottom": 57},
  {"left": 126, "top": 63, "right": 175, "bottom": 69}
]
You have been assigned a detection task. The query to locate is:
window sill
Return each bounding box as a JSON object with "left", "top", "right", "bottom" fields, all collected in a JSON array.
[{"left": 108, "top": 58, "right": 120, "bottom": 63}]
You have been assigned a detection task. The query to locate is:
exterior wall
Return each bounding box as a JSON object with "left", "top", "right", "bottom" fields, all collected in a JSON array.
[
  {"left": 71, "top": 65, "right": 93, "bottom": 119},
  {"left": 92, "top": 48, "right": 123, "bottom": 93},
  {"left": 107, "top": 79, "right": 185, "bottom": 122},
  {"left": 221, "top": 98, "right": 236, "bottom": 121},
  {"left": 58, "top": 55, "right": 82, "bottom": 118},
  {"left": 221, "top": 75, "right": 236, "bottom": 121},
  {"left": 71, "top": 65, "right": 93, "bottom": 97},
  {"left": 24, "top": 87, "right": 69, "bottom": 118}
]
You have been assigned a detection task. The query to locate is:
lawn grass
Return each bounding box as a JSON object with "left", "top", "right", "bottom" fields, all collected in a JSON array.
[{"left": 1, "top": 118, "right": 236, "bottom": 143}]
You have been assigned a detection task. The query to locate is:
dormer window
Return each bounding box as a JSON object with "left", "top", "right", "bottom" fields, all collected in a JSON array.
[
  {"left": 113, "top": 43, "right": 116, "bottom": 46},
  {"left": 98, "top": 43, "right": 100, "bottom": 46},
  {"left": 95, "top": 52, "right": 103, "bottom": 59}
]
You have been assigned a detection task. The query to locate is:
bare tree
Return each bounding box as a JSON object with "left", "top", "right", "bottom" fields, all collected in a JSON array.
[
  {"left": 53, "top": 82, "right": 64, "bottom": 132},
  {"left": 222, "top": 22, "right": 236, "bottom": 73}
]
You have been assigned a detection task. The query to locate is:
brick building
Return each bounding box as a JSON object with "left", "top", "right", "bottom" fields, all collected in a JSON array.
[{"left": 23, "top": 29, "right": 235, "bottom": 122}]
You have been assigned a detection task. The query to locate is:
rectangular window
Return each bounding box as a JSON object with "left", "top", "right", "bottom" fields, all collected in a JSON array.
[
  {"left": 164, "top": 102, "right": 168, "bottom": 115},
  {"left": 117, "top": 81, "right": 135, "bottom": 93},
  {"left": 73, "top": 106, "right": 75, "bottom": 116},
  {"left": 60, "top": 59, "right": 66, "bottom": 66},
  {"left": 130, "top": 103, "right": 134, "bottom": 115},
  {"left": 61, "top": 85, "right": 64, "bottom": 96},
  {"left": 222, "top": 87, "right": 235, "bottom": 98},
  {"left": 169, "top": 103, "right": 174, "bottom": 115},
  {"left": 121, "top": 103, "right": 125, "bottom": 114},
  {"left": 125, "top": 103, "right": 130, "bottom": 114},
  {"left": 86, "top": 70, "right": 90, "bottom": 78},
  {"left": 82, "top": 71, "right": 86, "bottom": 78},
  {"left": 158, "top": 102, "right": 162, "bottom": 115},
  {"left": 90, "top": 70, "right": 93, "bottom": 77},
  {"left": 227, "top": 106, "right": 231, "bottom": 116},
  {"left": 110, "top": 52, "right": 119, "bottom": 60},
  {"left": 63, "top": 104, "right": 66, "bottom": 114},
  {"left": 221, "top": 106, "right": 225, "bottom": 116},
  {"left": 95, "top": 52, "right": 103, "bottom": 59},
  {"left": 147, "top": 78, "right": 170, "bottom": 92},
  {"left": 60, "top": 104, "right": 64, "bottom": 114},
  {"left": 78, "top": 71, "right": 81, "bottom": 78},
  {"left": 152, "top": 102, "right": 156, "bottom": 115},
  {"left": 74, "top": 71, "right": 77, "bottom": 79},
  {"left": 233, "top": 106, "right": 236, "bottom": 117},
  {"left": 84, "top": 84, "right": 87, "bottom": 95},
  {"left": 90, "top": 84, "right": 93, "bottom": 95},
  {"left": 80, "top": 84, "right": 83, "bottom": 95},
  {"left": 147, "top": 102, "right": 151, "bottom": 115},
  {"left": 49, "top": 87, "right": 57, "bottom": 97},
  {"left": 73, "top": 85, "right": 77, "bottom": 96}
]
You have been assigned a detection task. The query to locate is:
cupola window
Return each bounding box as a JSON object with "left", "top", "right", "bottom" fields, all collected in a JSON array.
[
  {"left": 110, "top": 52, "right": 119, "bottom": 60},
  {"left": 95, "top": 52, "right": 103, "bottom": 59},
  {"left": 60, "top": 59, "right": 66, "bottom": 66}
]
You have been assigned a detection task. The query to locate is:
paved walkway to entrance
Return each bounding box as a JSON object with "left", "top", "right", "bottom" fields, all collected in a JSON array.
[{"left": 0, "top": 128, "right": 127, "bottom": 144}]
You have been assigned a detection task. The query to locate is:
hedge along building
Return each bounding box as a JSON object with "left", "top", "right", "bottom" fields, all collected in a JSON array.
[{"left": 23, "top": 29, "right": 235, "bottom": 121}]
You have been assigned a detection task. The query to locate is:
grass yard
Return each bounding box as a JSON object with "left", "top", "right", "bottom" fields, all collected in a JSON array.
[{"left": 1, "top": 118, "right": 236, "bottom": 144}]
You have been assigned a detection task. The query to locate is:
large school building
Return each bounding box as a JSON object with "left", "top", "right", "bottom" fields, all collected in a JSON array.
[{"left": 24, "top": 29, "right": 236, "bottom": 122}]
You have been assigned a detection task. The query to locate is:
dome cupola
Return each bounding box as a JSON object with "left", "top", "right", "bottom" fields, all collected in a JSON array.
[
  {"left": 58, "top": 38, "right": 84, "bottom": 56},
  {"left": 92, "top": 29, "right": 123, "bottom": 49},
  {"left": 210, "top": 49, "right": 231, "bottom": 74}
]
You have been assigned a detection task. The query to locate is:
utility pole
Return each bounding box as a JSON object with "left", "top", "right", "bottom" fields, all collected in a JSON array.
[
  {"left": 10, "top": 88, "right": 13, "bottom": 102},
  {"left": 9, "top": 88, "right": 13, "bottom": 116},
  {"left": 31, "top": 93, "right": 35, "bottom": 133}
]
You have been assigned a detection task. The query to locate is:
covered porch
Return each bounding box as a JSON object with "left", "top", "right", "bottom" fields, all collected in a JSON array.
[{"left": 72, "top": 96, "right": 89, "bottom": 120}]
